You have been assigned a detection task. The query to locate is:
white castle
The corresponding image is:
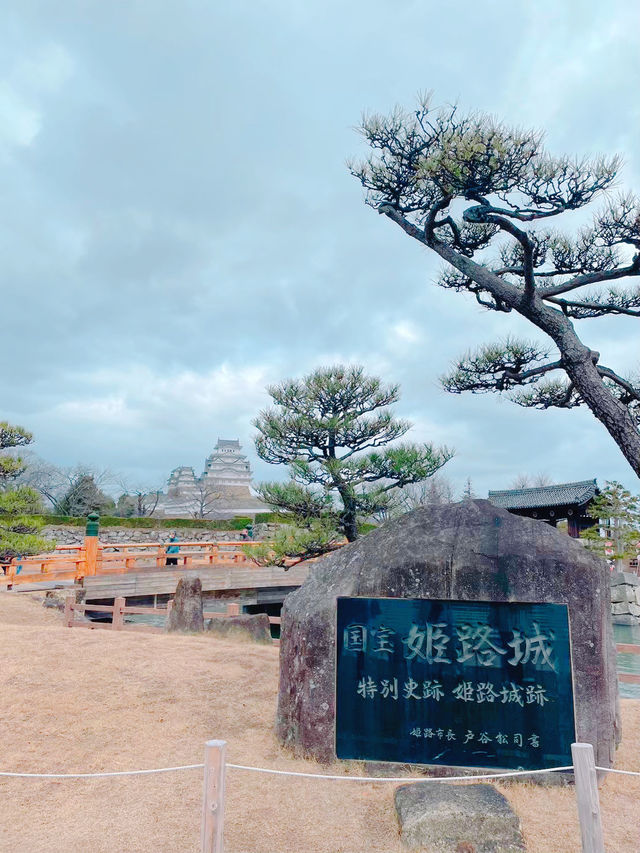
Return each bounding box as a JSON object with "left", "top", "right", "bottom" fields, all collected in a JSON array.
[{"left": 154, "top": 438, "right": 267, "bottom": 518}]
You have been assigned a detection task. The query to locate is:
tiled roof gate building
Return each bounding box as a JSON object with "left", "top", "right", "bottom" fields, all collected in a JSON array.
[{"left": 488, "top": 479, "right": 599, "bottom": 538}]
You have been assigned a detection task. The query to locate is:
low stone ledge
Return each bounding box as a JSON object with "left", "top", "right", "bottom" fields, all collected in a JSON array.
[
  {"left": 394, "top": 782, "right": 525, "bottom": 852},
  {"left": 613, "top": 614, "right": 640, "bottom": 626},
  {"left": 611, "top": 585, "right": 637, "bottom": 604},
  {"left": 610, "top": 571, "right": 640, "bottom": 587},
  {"left": 42, "top": 588, "right": 85, "bottom": 610},
  {"left": 206, "top": 613, "right": 272, "bottom": 644},
  {"left": 609, "top": 572, "right": 640, "bottom": 624}
]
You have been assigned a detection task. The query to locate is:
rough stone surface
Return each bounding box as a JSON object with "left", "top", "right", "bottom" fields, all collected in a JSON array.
[
  {"left": 394, "top": 783, "right": 525, "bottom": 852},
  {"left": 206, "top": 613, "right": 272, "bottom": 643},
  {"left": 612, "top": 614, "right": 640, "bottom": 626},
  {"left": 277, "top": 500, "right": 620, "bottom": 767},
  {"left": 610, "top": 585, "right": 627, "bottom": 604},
  {"left": 166, "top": 577, "right": 204, "bottom": 632},
  {"left": 610, "top": 571, "right": 640, "bottom": 587},
  {"left": 42, "top": 588, "right": 85, "bottom": 610},
  {"left": 609, "top": 571, "right": 640, "bottom": 624}
]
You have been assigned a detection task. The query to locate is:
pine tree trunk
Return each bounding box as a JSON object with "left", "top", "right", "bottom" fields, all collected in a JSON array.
[{"left": 339, "top": 496, "right": 359, "bottom": 542}]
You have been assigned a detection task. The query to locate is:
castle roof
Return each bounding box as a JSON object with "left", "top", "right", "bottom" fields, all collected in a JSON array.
[
  {"left": 215, "top": 438, "right": 241, "bottom": 450},
  {"left": 488, "top": 479, "right": 598, "bottom": 511}
]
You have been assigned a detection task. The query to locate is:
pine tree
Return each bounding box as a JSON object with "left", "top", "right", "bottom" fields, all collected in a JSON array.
[
  {"left": 351, "top": 94, "right": 640, "bottom": 476},
  {"left": 0, "top": 422, "right": 52, "bottom": 563},
  {"left": 254, "top": 365, "right": 453, "bottom": 542},
  {"left": 58, "top": 474, "right": 115, "bottom": 517},
  {"left": 581, "top": 481, "right": 640, "bottom": 570}
]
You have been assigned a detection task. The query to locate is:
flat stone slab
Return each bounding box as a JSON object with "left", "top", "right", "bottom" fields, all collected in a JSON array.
[
  {"left": 611, "top": 585, "right": 637, "bottom": 603},
  {"left": 206, "top": 612, "right": 272, "bottom": 643},
  {"left": 610, "top": 572, "right": 640, "bottom": 587},
  {"left": 613, "top": 614, "right": 640, "bottom": 625},
  {"left": 394, "top": 783, "right": 525, "bottom": 852}
]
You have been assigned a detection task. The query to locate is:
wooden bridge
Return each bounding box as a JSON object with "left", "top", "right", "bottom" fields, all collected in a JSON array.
[{"left": 0, "top": 539, "right": 309, "bottom": 602}]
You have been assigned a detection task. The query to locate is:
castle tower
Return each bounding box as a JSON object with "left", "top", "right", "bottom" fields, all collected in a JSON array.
[
  {"left": 154, "top": 439, "right": 267, "bottom": 518},
  {"left": 167, "top": 466, "right": 197, "bottom": 498},
  {"left": 201, "top": 438, "right": 253, "bottom": 496}
]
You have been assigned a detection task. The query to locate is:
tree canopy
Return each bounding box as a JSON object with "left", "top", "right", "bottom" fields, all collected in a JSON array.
[
  {"left": 581, "top": 481, "right": 640, "bottom": 569},
  {"left": 0, "top": 422, "right": 52, "bottom": 562},
  {"left": 350, "top": 94, "right": 640, "bottom": 476},
  {"left": 253, "top": 364, "right": 453, "bottom": 541},
  {"left": 57, "top": 474, "right": 115, "bottom": 517}
]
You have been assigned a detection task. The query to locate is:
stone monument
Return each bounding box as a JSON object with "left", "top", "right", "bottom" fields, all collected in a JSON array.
[{"left": 277, "top": 500, "right": 620, "bottom": 769}]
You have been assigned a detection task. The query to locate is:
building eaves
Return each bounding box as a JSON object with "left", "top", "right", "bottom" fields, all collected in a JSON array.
[{"left": 487, "top": 479, "right": 598, "bottom": 510}]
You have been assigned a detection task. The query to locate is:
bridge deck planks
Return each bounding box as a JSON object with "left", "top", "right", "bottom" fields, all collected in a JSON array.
[{"left": 83, "top": 563, "right": 309, "bottom": 599}]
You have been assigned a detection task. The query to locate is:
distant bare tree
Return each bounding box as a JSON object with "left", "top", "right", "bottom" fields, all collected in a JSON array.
[
  {"left": 395, "top": 475, "right": 455, "bottom": 510},
  {"left": 461, "top": 477, "right": 477, "bottom": 500},
  {"left": 13, "top": 452, "right": 67, "bottom": 508},
  {"left": 510, "top": 473, "right": 554, "bottom": 489},
  {"left": 58, "top": 473, "right": 115, "bottom": 517},
  {"left": 367, "top": 474, "right": 455, "bottom": 522},
  {"left": 17, "top": 456, "right": 118, "bottom": 514},
  {"left": 185, "top": 482, "right": 225, "bottom": 519},
  {"left": 115, "top": 477, "right": 163, "bottom": 517}
]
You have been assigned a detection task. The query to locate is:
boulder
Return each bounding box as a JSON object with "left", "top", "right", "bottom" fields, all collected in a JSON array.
[
  {"left": 277, "top": 500, "right": 619, "bottom": 767},
  {"left": 394, "top": 783, "right": 525, "bottom": 852},
  {"left": 206, "top": 613, "right": 272, "bottom": 643},
  {"left": 166, "top": 577, "right": 204, "bottom": 632}
]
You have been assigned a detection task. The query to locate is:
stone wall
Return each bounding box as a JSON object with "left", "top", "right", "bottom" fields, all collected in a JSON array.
[
  {"left": 610, "top": 571, "right": 640, "bottom": 625},
  {"left": 42, "top": 523, "right": 276, "bottom": 547}
]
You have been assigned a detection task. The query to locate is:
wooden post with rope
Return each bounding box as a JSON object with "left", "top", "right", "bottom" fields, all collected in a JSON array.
[
  {"left": 112, "top": 597, "right": 125, "bottom": 630},
  {"left": 571, "top": 742, "right": 605, "bottom": 853},
  {"left": 64, "top": 593, "right": 74, "bottom": 628},
  {"left": 201, "top": 739, "right": 227, "bottom": 853}
]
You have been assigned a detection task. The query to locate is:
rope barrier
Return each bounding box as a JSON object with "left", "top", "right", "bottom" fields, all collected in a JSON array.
[
  {"left": 224, "top": 763, "right": 574, "bottom": 782},
  {"left": 594, "top": 766, "right": 640, "bottom": 777},
  {"left": 1, "top": 761, "right": 639, "bottom": 781},
  {"left": 0, "top": 764, "right": 204, "bottom": 779}
]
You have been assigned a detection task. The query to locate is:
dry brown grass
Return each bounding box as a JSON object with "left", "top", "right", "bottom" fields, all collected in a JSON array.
[{"left": 0, "top": 592, "right": 638, "bottom": 853}]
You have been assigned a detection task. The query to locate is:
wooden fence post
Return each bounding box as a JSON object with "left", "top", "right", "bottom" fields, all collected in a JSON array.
[
  {"left": 112, "top": 596, "right": 125, "bottom": 630},
  {"left": 64, "top": 593, "right": 75, "bottom": 628},
  {"left": 201, "top": 739, "right": 226, "bottom": 853},
  {"left": 572, "top": 742, "right": 605, "bottom": 853},
  {"left": 83, "top": 512, "right": 100, "bottom": 577}
]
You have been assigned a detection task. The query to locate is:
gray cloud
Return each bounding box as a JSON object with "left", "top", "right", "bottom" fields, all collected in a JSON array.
[{"left": 2, "top": 0, "right": 639, "bottom": 496}]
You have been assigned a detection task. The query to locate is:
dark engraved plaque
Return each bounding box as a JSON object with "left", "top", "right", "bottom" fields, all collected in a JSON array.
[{"left": 335, "top": 597, "right": 575, "bottom": 770}]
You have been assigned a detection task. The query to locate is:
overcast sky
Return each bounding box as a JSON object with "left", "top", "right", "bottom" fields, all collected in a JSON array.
[{"left": 2, "top": 0, "right": 639, "bottom": 499}]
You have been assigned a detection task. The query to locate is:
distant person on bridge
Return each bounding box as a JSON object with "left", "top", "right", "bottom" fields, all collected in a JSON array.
[
  {"left": 239, "top": 523, "right": 253, "bottom": 541},
  {"left": 165, "top": 532, "right": 180, "bottom": 567}
]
